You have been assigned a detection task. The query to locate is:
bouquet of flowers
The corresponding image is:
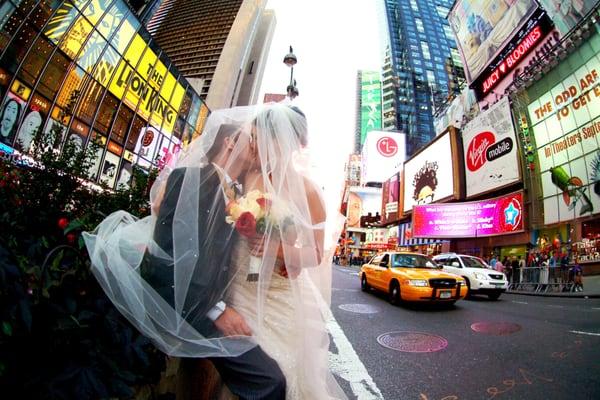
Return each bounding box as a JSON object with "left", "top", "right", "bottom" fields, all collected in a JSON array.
[{"left": 225, "top": 189, "right": 292, "bottom": 281}]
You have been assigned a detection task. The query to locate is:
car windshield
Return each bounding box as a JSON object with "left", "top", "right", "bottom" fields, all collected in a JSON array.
[
  {"left": 392, "top": 254, "right": 438, "bottom": 269},
  {"left": 462, "top": 256, "right": 488, "bottom": 269}
]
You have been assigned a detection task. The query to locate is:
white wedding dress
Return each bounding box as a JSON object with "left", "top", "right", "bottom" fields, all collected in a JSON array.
[{"left": 227, "top": 239, "right": 342, "bottom": 399}]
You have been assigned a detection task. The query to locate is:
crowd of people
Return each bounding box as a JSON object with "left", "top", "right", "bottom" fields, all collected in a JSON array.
[{"left": 487, "top": 250, "right": 583, "bottom": 291}]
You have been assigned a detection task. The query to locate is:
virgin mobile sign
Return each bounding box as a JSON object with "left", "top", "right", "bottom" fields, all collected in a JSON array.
[{"left": 412, "top": 192, "right": 524, "bottom": 238}]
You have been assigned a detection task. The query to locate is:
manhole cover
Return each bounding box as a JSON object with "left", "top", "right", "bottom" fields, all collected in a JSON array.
[
  {"left": 338, "top": 303, "right": 380, "bottom": 314},
  {"left": 377, "top": 331, "right": 448, "bottom": 353},
  {"left": 471, "top": 322, "right": 522, "bottom": 335}
]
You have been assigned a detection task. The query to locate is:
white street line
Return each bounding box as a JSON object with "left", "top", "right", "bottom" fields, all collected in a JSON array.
[
  {"left": 349, "top": 272, "right": 359, "bottom": 276},
  {"left": 512, "top": 301, "right": 528, "bottom": 304},
  {"left": 548, "top": 305, "right": 564, "bottom": 308},
  {"left": 592, "top": 307, "right": 600, "bottom": 310},
  {"left": 569, "top": 330, "right": 600, "bottom": 337},
  {"left": 325, "top": 307, "right": 385, "bottom": 399}
]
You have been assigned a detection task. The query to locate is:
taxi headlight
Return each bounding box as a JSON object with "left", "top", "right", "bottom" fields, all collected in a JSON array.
[{"left": 408, "top": 279, "right": 428, "bottom": 287}]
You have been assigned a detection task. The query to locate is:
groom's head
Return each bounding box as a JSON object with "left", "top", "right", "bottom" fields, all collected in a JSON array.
[{"left": 207, "top": 123, "right": 253, "bottom": 179}]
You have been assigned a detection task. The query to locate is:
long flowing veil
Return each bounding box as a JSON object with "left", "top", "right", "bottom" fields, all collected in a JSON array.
[{"left": 83, "top": 103, "right": 345, "bottom": 396}]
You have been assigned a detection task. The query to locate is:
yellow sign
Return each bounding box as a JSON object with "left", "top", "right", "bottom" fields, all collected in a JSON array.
[{"left": 11, "top": 79, "right": 31, "bottom": 101}]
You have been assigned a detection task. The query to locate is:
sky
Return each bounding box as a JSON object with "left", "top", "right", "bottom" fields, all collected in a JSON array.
[{"left": 257, "top": 0, "right": 383, "bottom": 214}]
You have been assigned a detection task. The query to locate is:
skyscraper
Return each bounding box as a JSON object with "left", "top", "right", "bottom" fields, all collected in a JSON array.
[
  {"left": 145, "top": 0, "right": 273, "bottom": 109},
  {"left": 380, "top": 0, "right": 461, "bottom": 156}
]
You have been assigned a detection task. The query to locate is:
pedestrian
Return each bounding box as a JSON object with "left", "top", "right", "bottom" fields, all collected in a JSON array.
[
  {"left": 503, "top": 256, "right": 512, "bottom": 283},
  {"left": 572, "top": 259, "right": 584, "bottom": 292},
  {"left": 518, "top": 255, "right": 525, "bottom": 283},
  {"left": 495, "top": 258, "right": 504, "bottom": 273},
  {"left": 489, "top": 254, "right": 497, "bottom": 269}
]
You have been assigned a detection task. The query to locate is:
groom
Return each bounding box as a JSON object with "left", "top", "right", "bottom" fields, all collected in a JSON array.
[{"left": 143, "top": 123, "right": 286, "bottom": 399}]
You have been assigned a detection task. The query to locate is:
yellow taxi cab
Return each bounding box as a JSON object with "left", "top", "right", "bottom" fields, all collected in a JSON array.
[{"left": 360, "top": 251, "right": 468, "bottom": 305}]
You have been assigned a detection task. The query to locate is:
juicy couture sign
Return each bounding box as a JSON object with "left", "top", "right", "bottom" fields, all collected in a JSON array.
[{"left": 462, "top": 97, "right": 520, "bottom": 197}]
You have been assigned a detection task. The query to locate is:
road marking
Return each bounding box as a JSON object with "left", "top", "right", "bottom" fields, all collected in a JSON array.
[
  {"left": 512, "top": 301, "right": 528, "bottom": 304},
  {"left": 548, "top": 305, "right": 564, "bottom": 309},
  {"left": 349, "top": 272, "right": 359, "bottom": 276},
  {"left": 592, "top": 307, "right": 600, "bottom": 311},
  {"left": 313, "top": 281, "right": 384, "bottom": 399},
  {"left": 569, "top": 330, "right": 600, "bottom": 337}
]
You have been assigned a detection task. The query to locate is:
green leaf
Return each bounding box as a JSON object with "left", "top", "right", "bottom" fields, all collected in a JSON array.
[
  {"left": 64, "top": 219, "right": 84, "bottom": 234},
  {"left": 2, "top": 321, "right": 12, "bottom": 336}
]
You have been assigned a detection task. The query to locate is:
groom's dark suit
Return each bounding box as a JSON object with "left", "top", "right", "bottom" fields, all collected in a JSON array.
[{"left": 142, "top": 165, "right": 286, "bottom": 400}]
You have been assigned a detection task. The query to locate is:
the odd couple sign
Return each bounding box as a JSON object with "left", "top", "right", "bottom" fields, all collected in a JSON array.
[
  {"left": 412, "top": 191, "right": 524, "bottom": 238},
  {"left": 462, "top": 97, "right": 520, "bottom": 197}
]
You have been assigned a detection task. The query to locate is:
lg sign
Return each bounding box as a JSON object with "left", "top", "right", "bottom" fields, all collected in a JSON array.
[
  {"left": 467, "top": 131, "right": 513, "bottom": 172},
  {"left": 377, "top": 136, "right": 398, "bottom": 157}
]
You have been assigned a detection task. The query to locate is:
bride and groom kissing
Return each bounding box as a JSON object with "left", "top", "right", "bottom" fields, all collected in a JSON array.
[{"left": 84, "top": 104, "right": 346, "bottom": 399}]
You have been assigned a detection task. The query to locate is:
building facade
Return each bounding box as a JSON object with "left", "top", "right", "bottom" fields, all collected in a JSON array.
[
  {"left": 381, "top": 0, "right": 461, "bottom": 156},
  {"left": 0, "top": 0, "right": 209, "bottom": 189},
  {"left": 145, "top": 0, "right": 272, "bottom": 109}
]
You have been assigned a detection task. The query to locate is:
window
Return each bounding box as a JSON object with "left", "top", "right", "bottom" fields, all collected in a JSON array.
[
  {"left": 421, "top": 41, "right": 430, "bottom": 60},
  {"left": 59, "top": 12, "right": 93, "bottom": 60},
  {"left": 76, "top": 78, "right": 104, "bottom": 124},
  {"left": 18, "top": 35, "right": 54, "bottom": 86},
  {"left": 1, "top": 21, "right": 36, "bottom": 74},
  {"left": 380, "top": 254, "right": 389, "bottom": 267},
  {"left": 126, "top": 114, "right": 145, "bottom": 151},
  {"left": 93, "top": 91, "right": 119, "bottom": 134},
  {"left": 37, "top": 49, "right": 70, "bottom": 99},
  {"left": 415, "top": 18, "right": 424, "bottom": 33},
  {"left": 77, "top": 29, "right": 106, "bottom": 73},
  {"left": 111, "top": 103, "right": 134, "bottom": 144}
]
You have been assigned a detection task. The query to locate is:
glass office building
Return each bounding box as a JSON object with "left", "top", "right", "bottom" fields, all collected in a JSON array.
[
  {"left": 381, "top": 0, "right": 460, "bottom": 155},
  {"left": 0, "top": 0, "right": 209, "bottom": 189}
]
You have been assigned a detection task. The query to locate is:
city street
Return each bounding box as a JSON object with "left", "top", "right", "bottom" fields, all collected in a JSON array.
[{"left": 329, "top": 265, "right": 600, "bottom": 400}]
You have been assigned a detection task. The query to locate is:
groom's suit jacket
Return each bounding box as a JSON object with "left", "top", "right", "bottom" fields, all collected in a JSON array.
[{"left": 142, "top": 165, "right": 236, "bottom": 336}]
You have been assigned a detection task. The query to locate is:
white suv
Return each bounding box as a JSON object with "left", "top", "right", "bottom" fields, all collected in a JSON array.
[{"left": 432, "top": 253, "right": 508, "bottom": 300}]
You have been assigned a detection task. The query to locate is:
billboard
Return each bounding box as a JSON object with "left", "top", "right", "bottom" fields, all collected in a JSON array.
[
  {"left": 412, "top": 192, "right": 525, "bottom": 238},
  {"left": 346, "top": 187, "right": 382, "bottom": 228},
  {"left": 381, "top": 173, "right": 400, "bottom": 224},
  {"left": 462, "top": 96, "right": 520, "bottom": 197},
  {"left": 538, "top": 0, "right": 597, "bottom": 36},
  {"left": 448, "top": 0, "right": 539, "bottom": 85},
  {"left": 44, "top": 0, "right": 185, "bottom": 135},
  {"left": 361, "top": 130, "right": 406, "bottom": 184},
  {"left": 360, "top": 71, "right": 382, "bottom": 145},
  {"left": 527, "top": 51, "right": 600, "bottom": 224},
  {"left": 403, "top": 130, "right": 458, "bottom": 212}
]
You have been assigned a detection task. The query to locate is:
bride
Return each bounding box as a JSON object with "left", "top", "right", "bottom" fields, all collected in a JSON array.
[
  {"left": 225, "top": 105, "right": 346, "bottom": 399},
  {"left": 83, "top": 103, "right": 346, "bottom": 399}
]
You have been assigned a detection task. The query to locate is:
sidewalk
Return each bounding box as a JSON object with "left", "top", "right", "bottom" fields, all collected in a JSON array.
[{"left": 506, "top": 275, "right": 600, "bottom": 298}]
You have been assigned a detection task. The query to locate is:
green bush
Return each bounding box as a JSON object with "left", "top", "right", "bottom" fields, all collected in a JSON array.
[{"left": 0, "top": 124, "right": 167, "bottom": 399}]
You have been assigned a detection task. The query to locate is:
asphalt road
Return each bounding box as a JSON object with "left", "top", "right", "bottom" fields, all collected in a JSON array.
[{"left": 328, "top": 264, "right": 600, "bottom": 400}]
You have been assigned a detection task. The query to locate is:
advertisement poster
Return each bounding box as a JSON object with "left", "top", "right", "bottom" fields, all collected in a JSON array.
[
  {"left": 403, "top": 131, "right": 455, "bottom": 212},
  {"left": 361, "top": 130, "right": 406, "bottom": 184},
  {"left": 0, "top": 92, "right": 26, "bottom": 146},
  {"left": 346, "top": 187, "right": 382, "bottom": 228},
  {"left": 381, "top": 173, "right": 400, "bottom": 224},
  {"left": 412, "top": 192, "right": 524, "bottom": 238},
  {"left": 134, "top": 126, "right": 161, "bottom": 168},
  {"left": 538, "top": 0, "right": 597, "bottom": 36},
  {"left": 527, "top": 52, "right": 600, "bottom": 224},
  {"left": 448, "top": 0, "right": 538, "bottom": 83},
  {"left": 15, "top": 93, "right": 51, "bottom": 152},
  {"left": 100, "top": 151, "right": 120, "bottom": 188},
  {"left": 462, "top": 97, "right": 520, "bottom": 197}
]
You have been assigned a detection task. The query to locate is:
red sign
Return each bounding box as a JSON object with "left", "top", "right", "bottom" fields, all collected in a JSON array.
[
  {"left": 376, "top": 136, "right": 398, "bottom": 157},
  {"left": 466, "top": 131, "right": 495, "bottom": 172},
  {"left": 481, "top": 25, "right": 544, "bottom": 95}
]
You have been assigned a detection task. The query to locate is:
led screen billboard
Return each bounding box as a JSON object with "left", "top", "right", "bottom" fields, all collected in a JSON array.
[
  {"left": 412, "top": 191, "right": 524, "bottom": 238},
  {"left": 346, "top": 187, "right": 382, "bottom": 228},
  {"left": 448, "top": 0, "right": 538, "bottom": 85},
  {"left": 403, "top": 130, "right": 458, "bottom": 212},
  {"left": 538, "top": 0, "right": 597, "bottom": 36},
  {"left": 527, "top": 51, "right": 600, "bottom": 225},
  {"left": 381, "top": 173, "right": 400, "bottom": 225},
  {"left": 360, "top": 71, "right": 382, "bottom": 146},
  {"left": 361, "top": 130, "right": 406, "bottom": 184}
]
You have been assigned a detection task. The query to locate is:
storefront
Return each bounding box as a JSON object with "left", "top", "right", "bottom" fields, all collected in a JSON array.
[
  {"left": 0, "top": 0, "right": 209, "bottom": 189},
  {"left": 398, "top": 222, "right": 450, "bottom": 256},
  {"left": 516, "top": 26, "right": 600, "bottom": 274}
]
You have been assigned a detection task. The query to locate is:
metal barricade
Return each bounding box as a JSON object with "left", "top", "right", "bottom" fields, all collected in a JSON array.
[{"left": 510, "top": 266, "right": 575, "bottom": 293}]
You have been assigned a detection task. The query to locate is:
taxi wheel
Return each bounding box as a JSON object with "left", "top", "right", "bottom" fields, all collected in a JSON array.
[
  {"left": 361, "top": 274, "right": 370, "bottom": 292},
  {"left": 389, "top": 281, "right": 401, "bottom": 305},
  {"left": 464, "top": 277, "right": 472, "bottom": 298},
  {"left": 488, "top": 292, "right": 501, "bottom": 300}
]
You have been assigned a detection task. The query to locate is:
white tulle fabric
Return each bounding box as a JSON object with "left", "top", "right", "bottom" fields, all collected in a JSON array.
[{"left": 83, "top": 103, "right": 346, "bottom": 398}]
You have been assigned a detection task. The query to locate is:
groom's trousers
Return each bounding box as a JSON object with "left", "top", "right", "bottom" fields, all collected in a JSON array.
[{"left": 210, "top": 346, "right": 286, "bottom": 400}]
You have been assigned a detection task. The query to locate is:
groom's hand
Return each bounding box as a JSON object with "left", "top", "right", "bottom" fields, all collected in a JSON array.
[{"left": 214, "top": 307, "right": 252, "bottom": 336}]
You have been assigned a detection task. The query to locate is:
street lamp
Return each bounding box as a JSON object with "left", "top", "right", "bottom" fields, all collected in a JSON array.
[{"left": 283, "top": 45, "right": 298, "bottom": 99}]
